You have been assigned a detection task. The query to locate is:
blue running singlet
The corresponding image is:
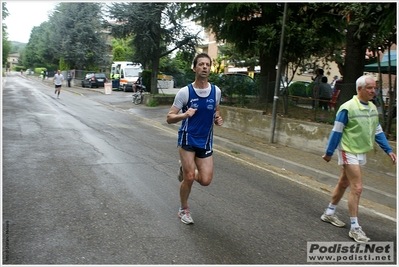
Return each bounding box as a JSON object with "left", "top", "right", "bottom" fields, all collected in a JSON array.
[{"left": 177, "top": 84, "right": 216, "bottom": 150}]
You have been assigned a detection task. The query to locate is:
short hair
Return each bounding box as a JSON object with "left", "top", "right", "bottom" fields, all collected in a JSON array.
[
  {"left": 321, "top": 76, "right": 328, "bottom": 83},
  {"left": 356, "top": 75, "right": 375, "bottom": 93},
  {"left": 193, "top": 53, "right": 212, "bottom": 68}
]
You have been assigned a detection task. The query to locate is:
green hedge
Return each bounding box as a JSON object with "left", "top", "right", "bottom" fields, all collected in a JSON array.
[{"left": 289, "top": 81, "right": 314, "bottom": 97}]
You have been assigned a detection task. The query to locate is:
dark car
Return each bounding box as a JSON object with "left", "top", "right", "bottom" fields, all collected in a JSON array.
[{"left": 81, "top": 73, "right": 108, "bottom": 88}]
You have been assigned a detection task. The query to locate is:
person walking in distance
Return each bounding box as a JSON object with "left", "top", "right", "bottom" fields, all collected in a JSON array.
[
  {"left": 318, "top": 76, "right": 332, "bottom": 111},
  {"left": 67, "top": 72, "right": 72, "bottom": 87},
  {"left": 166, "top": 53, "right": 223, "bottom": 225},
  {"left": 320, "top": 75, "right": 396, "bottom": 243},
  {"left": 312, "top": 68, "right": 325, "bottom": 109},
  {"left": 53, "top": 70, "right": 64, "bottom": 99}
]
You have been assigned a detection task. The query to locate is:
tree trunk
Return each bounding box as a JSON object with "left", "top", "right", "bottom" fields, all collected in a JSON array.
[
  {"left": 150, "top": 50, "right": 161, "bottom": 95},
  {"left": 150, "top": 9, "right": 162, "bottom": 95},
  {"left": 259, "top": 52, "right": 277, "bottom": 105},
  {"left": 339, "top": 24, "right": 367, "bottom": 106}
]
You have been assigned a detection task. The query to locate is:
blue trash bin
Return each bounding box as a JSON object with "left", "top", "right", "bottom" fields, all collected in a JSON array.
[{"left": 112, "top": 79, "right": 120, "bottom": 89}]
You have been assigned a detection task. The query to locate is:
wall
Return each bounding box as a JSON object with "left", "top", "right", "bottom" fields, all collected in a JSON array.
[
  {"left": 145, "top": 95, "right": 396, "bottom": 175},
  {"left": 219, "top": 105, "right": 396, "bottom": 175}
]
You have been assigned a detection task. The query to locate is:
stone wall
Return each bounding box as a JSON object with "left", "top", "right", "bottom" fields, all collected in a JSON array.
[
  {"left": 146, "top": 95, "right": 396, "bottom": 175},
  {"left": 219, "top": 105, "right": 396, "bottom": 175}
]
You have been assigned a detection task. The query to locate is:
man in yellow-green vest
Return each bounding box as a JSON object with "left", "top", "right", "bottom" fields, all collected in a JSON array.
[{"left": 320, "top": 75, "right": 396, "bottom": 243}]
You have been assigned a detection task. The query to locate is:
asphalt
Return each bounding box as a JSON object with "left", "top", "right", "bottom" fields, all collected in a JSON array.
[{"left": 24, "top": 75, "right": 398, "bottom": 220}]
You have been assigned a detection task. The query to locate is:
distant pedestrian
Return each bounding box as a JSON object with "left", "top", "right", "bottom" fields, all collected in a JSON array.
[
  {"left": 333, "top": 76, "right": 344, "bottom": 94},
  {"left": 318, "top": 76, "right": 332, "bottom": 110},
  {"left": 330, "top": 75, "right": 339, "bottom": 89},
  {"left": 53, "top": 70, "right": 64, "bottom": 99},
  {"left": 320, "top": 75, "right": 396, "bottom": 243},
  {"left": 67, "top": 72, "right": 72, "bottom": 87},
  {"left": 312, "top": 69, "right": 325, "bottom": 109},
  {"left": 166, "top": 53, "right": 223, "bottom": 225}
]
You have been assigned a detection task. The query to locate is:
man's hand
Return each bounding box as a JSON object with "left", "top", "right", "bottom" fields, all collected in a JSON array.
[
  {"left": 388, "top": 152, "right": 397, "bottom": 164},
  {"left": 322, "top": 154, "right": 331, "bottom": 162},
  {"left": 185, "top": 108, "right": 197, "bottom": 118},
  {"left": 214, "top": 115, "right": 223, "bottom": 126}
]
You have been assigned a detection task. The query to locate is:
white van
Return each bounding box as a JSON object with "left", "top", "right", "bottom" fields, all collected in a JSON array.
[{"left": 111, "top": 62, "right": 143, "bottom": 92}]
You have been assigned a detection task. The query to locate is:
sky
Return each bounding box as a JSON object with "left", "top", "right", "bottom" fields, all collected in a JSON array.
[
  {"left": 3, "top": 1, "right": 59, "bottom": 43},
  {"left": 3, "top": 1, "right": 203, "bottom": 44}
]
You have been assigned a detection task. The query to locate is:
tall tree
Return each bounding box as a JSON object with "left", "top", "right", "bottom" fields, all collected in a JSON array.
[
  {"left": 106, "top": 2, "right": 200, "bottom": 94},
  {"left": 360, "top": 3, "right": 396, "bottom": 136},
  {"left": 23, "top": 2, "right": 110, "bottom": 71},
  {"left": 180, "top": 3, "right": 345, "bottom": 104},
  {"left": 315, "top": 3, "right": 397, "bottom": 105},
  {"left": 2, "top": 2, "right": 12, "bottom": 68},
  {"left": 278, "top": 3, "right": 346, "bottom": 112},
  {"left": 48, "top": 2, "right": 109, "bottom": 70},
  {"left": 23, "top": 23, "right": 54, "bottom": 69}
]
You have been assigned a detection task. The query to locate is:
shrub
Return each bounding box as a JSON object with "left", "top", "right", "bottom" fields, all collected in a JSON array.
[
  {"left": 288, "top": 82, "right": 307, "bottom": 97},
  {"left": 146, "top": 98, "right": 158, "bottom": 107},
  {"left": 305, "top": 82, "right": 314, "bottom": 97}
]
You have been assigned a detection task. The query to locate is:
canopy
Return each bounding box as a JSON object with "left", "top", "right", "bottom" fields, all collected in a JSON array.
[{"left": 364, "top": 59, "right": 396, "bottom": 74}]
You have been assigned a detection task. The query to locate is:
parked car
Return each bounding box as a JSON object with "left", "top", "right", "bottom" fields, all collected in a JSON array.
[{"left": 81, "top": 73, "right": 108, "bottom": 88}]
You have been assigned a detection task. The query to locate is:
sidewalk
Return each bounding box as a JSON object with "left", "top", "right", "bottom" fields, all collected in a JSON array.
[{"left": 32, "top": 76, "right": 397, "bottom": 219}]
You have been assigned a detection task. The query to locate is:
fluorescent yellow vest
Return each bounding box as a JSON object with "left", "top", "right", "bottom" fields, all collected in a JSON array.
[{"left": 338, "top": 96, "right": 379, "bottom": 154}]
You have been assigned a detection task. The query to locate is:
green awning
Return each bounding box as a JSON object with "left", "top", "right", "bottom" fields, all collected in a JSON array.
[{"left": 364, "top": 60, "right": 396, "bottom": 74}]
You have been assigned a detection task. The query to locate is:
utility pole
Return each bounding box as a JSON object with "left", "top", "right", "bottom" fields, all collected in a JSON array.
[{"left": 270, "top": 3, "right": 288, "bottom": 143}]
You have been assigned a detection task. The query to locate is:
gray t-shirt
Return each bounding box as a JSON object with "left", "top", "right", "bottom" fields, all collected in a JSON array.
[{"left": 172, "top": 83, "right": 222, "bottom": 109}]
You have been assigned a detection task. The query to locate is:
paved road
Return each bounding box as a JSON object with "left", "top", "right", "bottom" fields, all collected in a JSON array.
[
  {"left": 3, "top": 72, "right": 397, "bottom": 264},
  {"left": 59, "top": 75, "right": 397, "bottom": 214}
]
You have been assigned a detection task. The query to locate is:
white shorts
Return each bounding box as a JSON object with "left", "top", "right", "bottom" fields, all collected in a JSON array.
[{"left": 337, "top": 150, "right": 367, "bottom": 166}]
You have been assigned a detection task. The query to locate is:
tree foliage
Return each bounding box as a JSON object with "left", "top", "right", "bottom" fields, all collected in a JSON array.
[
  {"left": 22, "top": 2, "right": 109, "bottom": 71},
  {"left": 111, "top": 38, "right": 135, "bottom": 61},
  {"left": 106, "top": 2, "right": 201, "bottom": 94},
  {"left": 2, "top": 2, "right": 12, "bottom": 67},
  {"left": 49, "top": 2, "right": 109, "bottom": 70}
]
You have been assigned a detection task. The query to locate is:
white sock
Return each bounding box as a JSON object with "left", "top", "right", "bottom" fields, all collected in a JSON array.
[
  {"left": 325, "top": 203, "right": 337, "bottom": 215},
  {"left": 350, "top": 217, "right": 359, "bottom": 230}
]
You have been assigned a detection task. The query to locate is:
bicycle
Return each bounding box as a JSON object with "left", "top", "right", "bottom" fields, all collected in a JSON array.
[{"left": 132, "top": 85, "right": 146, "bottom": 105}]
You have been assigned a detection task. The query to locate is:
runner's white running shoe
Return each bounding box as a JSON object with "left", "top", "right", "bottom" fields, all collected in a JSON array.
[
  {"left": 178, "top": 207, "right": 194, "bottom": 224},
  {"left": 321, "top": 212, "right": 346, "bottom": 227},
  {"left": 349, "top": 227, "right": 370, "bottom": 243}
]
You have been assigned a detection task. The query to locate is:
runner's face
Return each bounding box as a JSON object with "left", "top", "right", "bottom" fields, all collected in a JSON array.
[{"left": 193, "top": 57, "right": 211, "bottom": 79}]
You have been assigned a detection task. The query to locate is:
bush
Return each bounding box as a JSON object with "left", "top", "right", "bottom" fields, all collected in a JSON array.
[
  {"left": 288, "top": 81, "right": 315, "bottom": 97},
  {"left": 305, "top": 82, "right": 314, "bottom": 97},
  {"left": 288, "top": 81, "right": 307, "bottom": 97},
  {"left": 147, "top": 98, "right": 158, "bottom": 107},
  {"left": 13, "top": 65, "right": 25, "bottom": 71}
]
